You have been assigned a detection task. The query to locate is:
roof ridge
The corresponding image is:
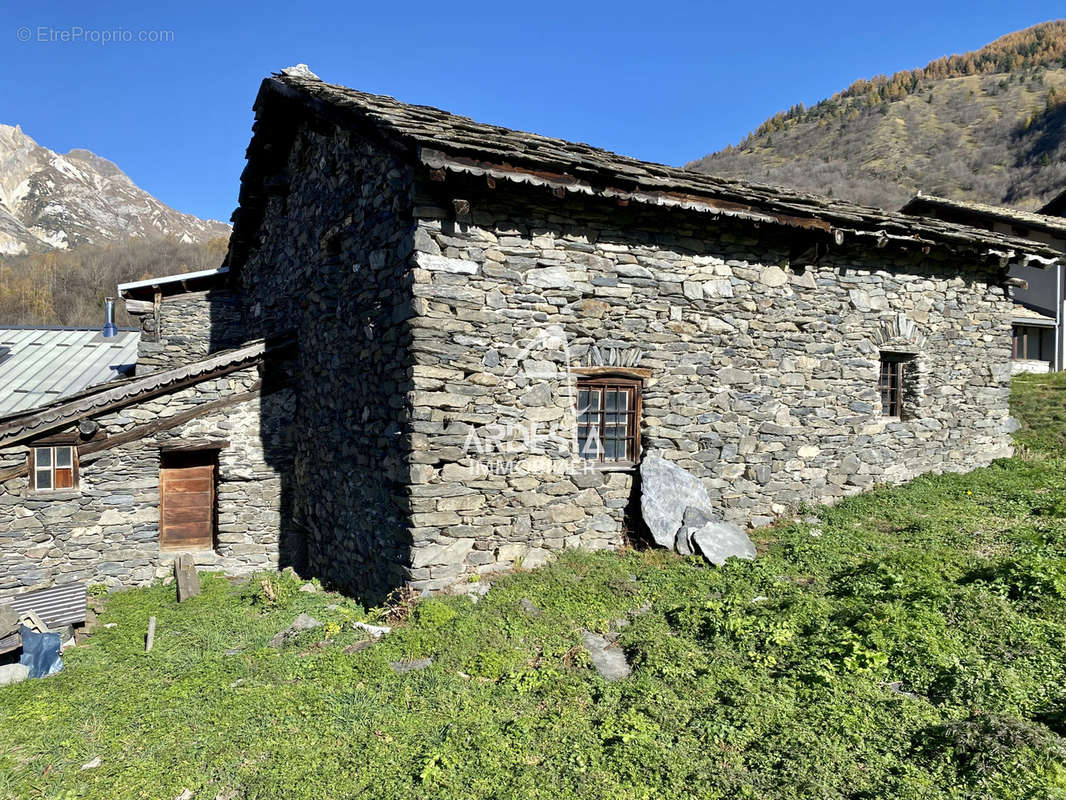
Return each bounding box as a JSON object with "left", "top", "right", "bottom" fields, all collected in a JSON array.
[{"left": 228, "top": 72, "right": 1062, "bottom": 271}]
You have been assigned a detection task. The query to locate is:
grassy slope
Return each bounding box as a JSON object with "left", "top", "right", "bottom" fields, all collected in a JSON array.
[
  {"left": 1013, "top": 371, "right": 1066, "bottom": 454},
  {"left": 2, "top": 380, "right": 1066, "bottom": 799}
]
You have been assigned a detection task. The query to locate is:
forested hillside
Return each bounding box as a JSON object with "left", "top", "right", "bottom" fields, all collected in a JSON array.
[
  {"left": 689, "top": 21, "right": 1066, "bottom": 210},
  {"left": 0, "top": 236, "right": 227, "bottom": 327}
]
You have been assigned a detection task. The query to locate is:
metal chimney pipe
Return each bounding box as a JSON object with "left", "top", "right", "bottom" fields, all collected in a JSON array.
[{"left": 102, "top": 297, "right": 118, "bottom": 338}]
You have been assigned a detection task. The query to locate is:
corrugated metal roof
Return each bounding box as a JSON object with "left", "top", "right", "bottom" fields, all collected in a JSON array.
[
  {"left": 0, "top": 327, "right": 139, "bottom": 416},
  {"left": 0, "top": 337, "right": 275, "bottom": 448}
]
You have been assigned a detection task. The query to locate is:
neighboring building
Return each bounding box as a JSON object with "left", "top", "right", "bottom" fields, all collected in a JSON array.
[
  {"left": 901, "top": 193, "right": 1066, "bottom": 372},
  {"left": 0, "top": 338, "right": 296, "bottom": 599},
  {"left": 1011, "top": 305, "right": 1057, "bottom": 374},
  {"left": 115, "top": 267, "right": 243, "bottom": 374},
  {"left": 0, "top": 324, "right": 138, "bottom": 416},
  {"left": 0, "top": 68, "right": 1061, "bottom": 601}
]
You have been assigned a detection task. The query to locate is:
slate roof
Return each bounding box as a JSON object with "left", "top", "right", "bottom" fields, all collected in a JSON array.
[
  {"left": 1039, "top": 188, "right": 1066, "bottom": 218},
  {"left": 0, "top": 328, "right": 139, "bottom": 417},
  {"left": 901, "top": 193, "right": 1066, "bottom": 243},
  {"left": 226, "top": 67, "right": 1063, "bottom": 274},
  {"left": 1012, "top": 303, "right": 1057, "bottom": 324},
  {"left": 0, "top": 338, "right": 273, "bottom": 448}
]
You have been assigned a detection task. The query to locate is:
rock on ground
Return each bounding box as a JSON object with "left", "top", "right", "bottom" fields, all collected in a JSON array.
[
  {"left": 352, "top": 621, "right": 390, "bottom": 637},
  {"left": 519, "top": 598, "right": 541, "bottom": 615},
  {"left": 581, "top": 631, "right": 631, "bottom": 681},
  {"left": 0, "top": 663, "right": 29, "bottom": 686},
  {"left": 640, "top": 454, "right": 715, "bottom": 548},
  {"left": 390, "top": 657, "right": 432, "bottom": 673},
  {"left": 689, "top": 519, "right": 757, "bottom": 566},
  {"left": 641, "top": 452, "right": 758, "bottom": 565},
  {"left": 269, "top": 613, "right": 321, "bottom": 647}
]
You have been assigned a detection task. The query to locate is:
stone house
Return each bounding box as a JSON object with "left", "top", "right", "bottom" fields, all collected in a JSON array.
[
  {"left": 218, "top": 67, "right": 1057, "bottom": 597},
  {"left": 0, "top": 67, "right": 1060, "bottom": 602}
]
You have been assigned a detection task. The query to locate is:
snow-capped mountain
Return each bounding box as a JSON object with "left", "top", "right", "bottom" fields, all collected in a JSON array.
[{"left": 0, "top": 124, "right": 229, "bottom": 255}]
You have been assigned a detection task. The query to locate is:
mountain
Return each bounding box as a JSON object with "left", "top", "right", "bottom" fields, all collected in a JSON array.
[
  {"left": 687, "top": 21, "right": 1066, "bottom": 211},
  {"left": 0, "top": 124, "right": 229, "bottom": 255}
]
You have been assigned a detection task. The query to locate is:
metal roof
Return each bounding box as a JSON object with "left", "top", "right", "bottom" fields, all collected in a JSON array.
[
  {"left": 0, "top": 337, "right": 276, "bottom": 448},
  {"left": 0, "top": 328, "right": 139, "bottom": 417},
  {"left": 116, "top": 266, "right": 229, "bottom": 294}
]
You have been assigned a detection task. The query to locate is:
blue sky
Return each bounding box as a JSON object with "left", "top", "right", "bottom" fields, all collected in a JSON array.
[{"left": 3, "top": 1, "right": 1063, "bottom": 223}]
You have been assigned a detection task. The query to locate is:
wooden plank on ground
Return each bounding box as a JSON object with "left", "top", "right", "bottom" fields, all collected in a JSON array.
[{"left": 175, "top": 554, "right": 200, "bottom": 602}]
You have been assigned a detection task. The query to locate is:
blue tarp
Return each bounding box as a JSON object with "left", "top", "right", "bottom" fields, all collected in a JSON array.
[{"left": 18, "top": 625, "right": 62, "bottom": 678}]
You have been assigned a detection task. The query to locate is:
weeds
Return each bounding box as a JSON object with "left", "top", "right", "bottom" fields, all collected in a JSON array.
[{"left": 1, "top": 379, "right": 1064, "bottom": 798}]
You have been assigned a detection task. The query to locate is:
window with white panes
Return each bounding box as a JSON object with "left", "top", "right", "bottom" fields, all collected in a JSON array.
[{"left": 32, "top": 445, "right": 77, "bottom": 491}]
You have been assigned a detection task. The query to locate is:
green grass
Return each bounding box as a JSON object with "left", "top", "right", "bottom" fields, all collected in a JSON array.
[
  {"left": 2, "top": 380, "right": 1066, "bottom": 799},
  {"left": 1011, "top": 370, "right": 1066, "bottom": 455}
]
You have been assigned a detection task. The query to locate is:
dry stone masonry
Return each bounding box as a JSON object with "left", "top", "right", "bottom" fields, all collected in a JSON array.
[
  {"left": 2, "top": 68, "right": 1058, "bottom": 603},
  {"left": 397, "top": 186, "right": 1015, "bottom": 588},
  {"left": 217, "top": 70, "right": 1051, "bottom": 598},
  {"left": 0, "top": 356, "right": 293, "bottom": 600}
]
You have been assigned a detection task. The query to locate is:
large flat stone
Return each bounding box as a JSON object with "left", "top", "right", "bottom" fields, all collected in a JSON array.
[
  {"left": 639, "top": 455, "right": 713, "bottom": 548},
  {"left": 581, "top": 631, "right": 630, "bottom": 681},
  {"left": 689, "top": 519, "right": 757, "bottom": 566}
]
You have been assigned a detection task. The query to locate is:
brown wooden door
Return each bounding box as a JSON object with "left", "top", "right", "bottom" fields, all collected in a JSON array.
[{"left": 159, "top": 453, "right": 216, "bottom": 551}]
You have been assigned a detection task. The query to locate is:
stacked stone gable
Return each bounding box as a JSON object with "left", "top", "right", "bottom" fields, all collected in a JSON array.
[{"left": 232, "top": 123, "right": 418, "bottom": 599}]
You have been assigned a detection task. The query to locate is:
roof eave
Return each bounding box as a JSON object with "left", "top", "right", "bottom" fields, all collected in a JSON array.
[{"left": 420, "top": 148, "right": 1061, "bottom": 268}]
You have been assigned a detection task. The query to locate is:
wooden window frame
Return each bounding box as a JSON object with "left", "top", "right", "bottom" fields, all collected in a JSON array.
[
  {"left": 30, "top": 445, "right": 78, "bottom": 492},
  {"left": 878, "top": 354, "right": 918, "bottom": 419},
  {"left": 1012, "top": 325, "right": 1046, "bottom": 361},
  {"left": 576, "top": 376, "right": 642, "bottom": 464}
]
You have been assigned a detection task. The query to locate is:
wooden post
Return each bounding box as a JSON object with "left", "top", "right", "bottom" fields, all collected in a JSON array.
[
  {"left": 175, "top": 555, "right": 200, "bottom": 602},
  {"left": 145, "top": 616, "right": 156, "bottom": 652}
]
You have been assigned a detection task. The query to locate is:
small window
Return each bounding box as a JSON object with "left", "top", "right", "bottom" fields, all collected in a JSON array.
[
  {"left": 878, "top": 355, "right": 919, "bottom": 418},
  {"left": 32, "top": 445, "right": 77, "bottom": 491},
  {"left": 879, "top": 358, "right": 903, "bottom": 417},
  {"left": 577, "top": 377, "right": 641, "bottom": 463},
  {"left": 1012, "top": 325, "right": 1048, "bottom": 361}
]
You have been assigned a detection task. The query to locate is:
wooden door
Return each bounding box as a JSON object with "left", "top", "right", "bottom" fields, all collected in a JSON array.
[{"left": 159, "top": 452, "right": 216, "bottom": 551}]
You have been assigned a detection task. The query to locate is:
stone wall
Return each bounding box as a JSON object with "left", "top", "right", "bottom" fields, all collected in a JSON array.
[
  {"left": 233, "top": 121, "right": 416, "bottom": 601},
  {"left": 130, "top": 288, "right": 245, "bottom": 373},
  {"left": 401, "top": 178, "right": 1015, "bottom": 590},
  {"left": 0, "top": 367, "right": 293, "bottom": 600}
]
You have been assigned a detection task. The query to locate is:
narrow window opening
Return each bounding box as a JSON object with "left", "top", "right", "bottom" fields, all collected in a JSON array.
[{"left": 878, "top": 354, "right": 917, "bottom": 419}]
